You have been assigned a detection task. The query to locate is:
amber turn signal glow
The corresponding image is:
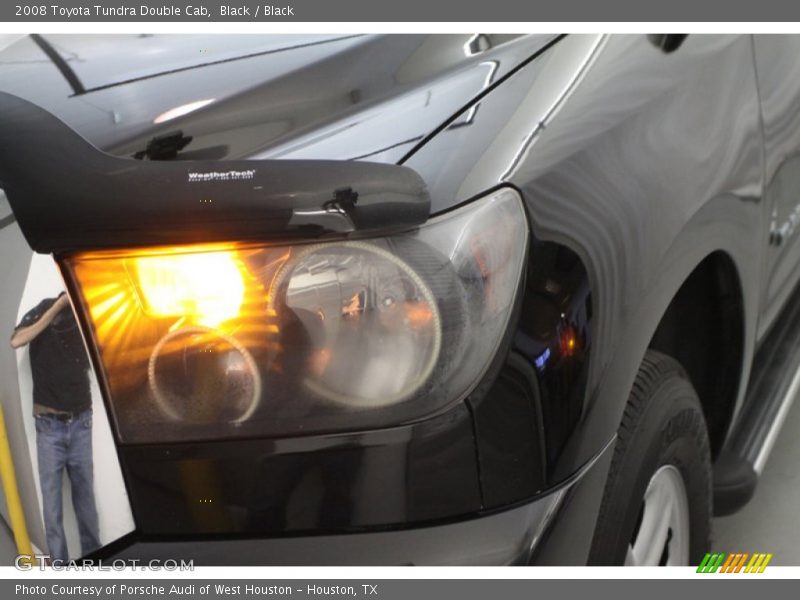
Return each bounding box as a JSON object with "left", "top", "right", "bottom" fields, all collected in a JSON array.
[{"left": 132, "top": 251, "right": 245, "bottom": 328}]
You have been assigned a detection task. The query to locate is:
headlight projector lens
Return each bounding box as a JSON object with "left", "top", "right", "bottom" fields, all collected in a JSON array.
[
  {"left": 148, "top": 326, "right": 261, "bottom": 424},
  {"left": 271, "top": 241, "right": 442, "bottom": 408}
]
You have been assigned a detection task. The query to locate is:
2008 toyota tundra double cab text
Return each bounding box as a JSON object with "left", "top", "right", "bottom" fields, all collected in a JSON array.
[{"left": 1, "top": 33, "right": 800, "bottom": 565}]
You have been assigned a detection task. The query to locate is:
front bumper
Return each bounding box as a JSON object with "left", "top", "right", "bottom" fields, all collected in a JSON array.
[{"left": 100, "top": 438, "right": 613, "bottom": 566}]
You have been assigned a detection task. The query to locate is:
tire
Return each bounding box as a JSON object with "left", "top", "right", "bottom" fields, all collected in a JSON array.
[{"left": 588, "top": 350, "right": 711, "bottom": 565}]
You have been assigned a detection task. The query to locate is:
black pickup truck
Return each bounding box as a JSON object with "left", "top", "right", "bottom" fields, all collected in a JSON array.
[{"left": 1, "top": 33, "right": 799, "bottom": 566}]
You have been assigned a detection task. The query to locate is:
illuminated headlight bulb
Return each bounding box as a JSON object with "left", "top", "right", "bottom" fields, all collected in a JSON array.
[
  {"left": 273, "top": 241, "right": 442, "bottom": 408},
  {"left": 133, "top": 251, "right": 245, "bottom": 327}
]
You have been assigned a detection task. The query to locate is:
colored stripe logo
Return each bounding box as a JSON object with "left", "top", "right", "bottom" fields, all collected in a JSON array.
[{"left": 697, "top": 552, "right": 773, "bottom": 573}]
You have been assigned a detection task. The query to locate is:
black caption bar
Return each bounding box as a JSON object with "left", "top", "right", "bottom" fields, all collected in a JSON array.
[
  {"left": 2, "top": 579, "right": 785, "bottom": 600},
  {"left": 4, "top": 0, "right": 800, "bottom": 21}
]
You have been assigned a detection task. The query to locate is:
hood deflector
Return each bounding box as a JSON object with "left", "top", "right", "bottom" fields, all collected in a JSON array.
[{"left": 0, "top": 92, "right": 430, "bottom": 254}]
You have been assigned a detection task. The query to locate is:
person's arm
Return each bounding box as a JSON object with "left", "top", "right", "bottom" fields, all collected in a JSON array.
[{"left": 9, "top": 294, "right": 69, "bottom": 349}]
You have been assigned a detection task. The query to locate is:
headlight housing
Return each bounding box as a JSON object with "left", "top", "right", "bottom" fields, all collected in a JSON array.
[{"left": 64, "top": 188, "right": 528, "bottom": 443}]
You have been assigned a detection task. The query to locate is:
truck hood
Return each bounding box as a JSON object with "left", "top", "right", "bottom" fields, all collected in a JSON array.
[{"left": 0, "top": 34, "right": 554, "bottom": 164}]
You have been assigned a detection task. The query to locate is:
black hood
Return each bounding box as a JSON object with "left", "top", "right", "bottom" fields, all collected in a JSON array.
[{"left": 0, "top": 34, "right": 554, "bottom": 164}]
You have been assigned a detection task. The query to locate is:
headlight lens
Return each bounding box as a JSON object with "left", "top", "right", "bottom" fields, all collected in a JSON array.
[
  {"left": 274, "top": 241, "right": 442, "bottom": 408},
  {"left": 64, "top": 188, "right": 528, "bottom": 443}
]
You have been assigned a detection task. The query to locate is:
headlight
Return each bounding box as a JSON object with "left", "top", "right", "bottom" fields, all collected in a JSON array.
[{"left": 64, "top": 188, "right": 528, "bottom": 443}]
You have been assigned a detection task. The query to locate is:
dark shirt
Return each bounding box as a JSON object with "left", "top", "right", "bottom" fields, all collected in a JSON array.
[{"left": 15, "top": 296, "right": 91, "bottom": 414}]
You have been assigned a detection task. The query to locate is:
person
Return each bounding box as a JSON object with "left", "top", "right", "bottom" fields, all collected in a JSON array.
[{"left": 10, "top": 292, "right": 100, "bottom": 562}]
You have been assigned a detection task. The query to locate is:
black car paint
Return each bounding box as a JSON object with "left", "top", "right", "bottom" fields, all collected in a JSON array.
[
  {"left": 0, "top": 34, "right": 555, "bottom": 162},
  {"left": 407, "top": 32, "right": 764, "bottom": 487},
  {"left": 1, "top": 33, "right": 796, "bottom": 564},
  {"left": 752, "top": 36, "right": 800, "bottom": 336}
]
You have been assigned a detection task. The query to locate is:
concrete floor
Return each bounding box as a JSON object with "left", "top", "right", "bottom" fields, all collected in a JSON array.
[
  {"left": 1, "top": 397, "right": 799, "bottom": 566},
  {"left": 712, "top": 392, "right": 800, "bottom": 565}
]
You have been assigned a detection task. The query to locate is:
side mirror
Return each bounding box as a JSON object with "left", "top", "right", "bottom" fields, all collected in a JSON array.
[{"left": 647, "top": 34, "right": 688, "bottom": 54}]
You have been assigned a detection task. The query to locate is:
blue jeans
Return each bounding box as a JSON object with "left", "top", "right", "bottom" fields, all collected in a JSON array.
[{"left": 35, "top": 410, "right": 100, "bottom": 562}]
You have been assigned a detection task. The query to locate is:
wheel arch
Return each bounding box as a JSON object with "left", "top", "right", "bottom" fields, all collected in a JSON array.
[
  {"left": 548, "top": 196, "right": 761, "bottom": 484},
  {"left": 648, "top": 250, "right": 746, "bottom": 458}
]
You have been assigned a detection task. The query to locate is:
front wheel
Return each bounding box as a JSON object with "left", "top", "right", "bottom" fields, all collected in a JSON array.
[{"left": 588, "top": 350, "right": 712, "bottom": 565}]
